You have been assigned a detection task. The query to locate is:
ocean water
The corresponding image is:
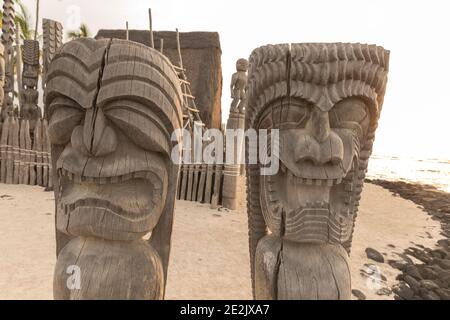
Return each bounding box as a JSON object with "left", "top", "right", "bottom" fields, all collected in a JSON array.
[{"left": 366, "top": 155, "right": 450, "bottom": 192}]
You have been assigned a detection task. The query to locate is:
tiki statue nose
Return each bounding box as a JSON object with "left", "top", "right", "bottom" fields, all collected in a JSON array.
[
  {"left": 306, "top": 109, "right": 331, "bottom": 143},
  {"left": 295, "top": 109, "right": 344, "bottom": 166},
  {"left": 71, "top": 108, "right": 117, "bottom": 157}
]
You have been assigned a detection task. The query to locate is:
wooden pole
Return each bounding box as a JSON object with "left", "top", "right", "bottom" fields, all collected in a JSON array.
[
  {"left": 19, "top": 119, "right": 25, "bottom": 184},
  {"left": 44, "top": 119, "right": 52, "bottom": 188},
  {"left": 42, "top": 119, "right": 49, "bottom": 187},
  {"left": 148, "top": 8, "right": 154, "bottom": 48},
  {"left": 12, "top": 117, "right": 20, "bottom": 184},
  {"left": 16, "top": 23, "right": 23, "bottom": 110},
  {"left": 176, "top": 28, "right": 183, "bottom": 70},
  {"left": 34, "top": 0, "right": 40, "bottom": 41},
  {"left": 160, "top": 38, "right": 164, "bottom": 54},
  {"left": 25, "top": 120, "right": 34, "bottom": 185},
  {"left": 34, "top": 118, "right": 43, "bottom": 186},
  {"left": 126, "top": 21, "right": 129, "bottom": 40},
  {"left": 0, "top": 117, "right": 10, "bottom": 183},
  {"left": 6, "top": 117, "right": 15, "bottom": 184}
]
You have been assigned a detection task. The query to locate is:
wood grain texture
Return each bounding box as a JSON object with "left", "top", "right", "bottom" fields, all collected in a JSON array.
[
  {"left": 246, "top": 43, "right": 390, "bottom": 300},
  {"left": 46, "top": 38, "right": 183, "bottom": 300}
]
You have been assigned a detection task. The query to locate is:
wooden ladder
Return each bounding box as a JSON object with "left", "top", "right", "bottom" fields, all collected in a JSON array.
[{"left": 174, "top": 29, "right": 204, "bottom": 131}]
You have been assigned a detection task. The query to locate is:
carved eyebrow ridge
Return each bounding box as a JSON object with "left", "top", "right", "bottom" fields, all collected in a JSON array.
[
  {"left": 100, "top": 73, "right": 182, "bottom": 112},
  {"left": 104, "top": 99, "right": 171, "bottom": 139}
]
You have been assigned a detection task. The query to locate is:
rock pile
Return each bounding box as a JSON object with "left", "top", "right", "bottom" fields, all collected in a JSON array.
[{"left": 368, "top": 179, "right": 450, "bottom": 300}]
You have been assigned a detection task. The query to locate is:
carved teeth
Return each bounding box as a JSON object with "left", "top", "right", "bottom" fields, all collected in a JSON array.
[
  {"left": 134, "top": 172, "right": 147, "bottom": 179},
  {"left": 121, "top": 173, "right": 133, "bottom": 182},
  {"left": 56, "top": 169, "right": 159, "bottom": 186},
  {"left": 283, "top": 170, "right": 344, "bottom": 187}
]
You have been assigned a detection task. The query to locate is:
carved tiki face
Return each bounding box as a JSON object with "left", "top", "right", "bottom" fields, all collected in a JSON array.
[
  {"left": 236, "top": 58, "right": 249, "bottom": 72},
  {"left": 247, "top": 43, "right": 389, "bottom": 249},
  {"left": 45, "top": 38, "right": 183, "bottom": 241},
  {"left": 22, "top": 40, "right": 40, "bottom": 89}
]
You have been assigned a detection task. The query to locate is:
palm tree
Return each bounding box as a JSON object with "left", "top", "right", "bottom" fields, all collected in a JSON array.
[
  {"left": 15, "top": 1, "right": 33, "bottom": 40},
  {"left": 0, "top": 0, "right": 38, "bottom": 40},
  {"left": 67, "top": 23, "right": 90, "bottom": 40}
]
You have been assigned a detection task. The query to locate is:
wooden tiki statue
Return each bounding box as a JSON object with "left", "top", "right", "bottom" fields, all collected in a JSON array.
[
  {"left": 45, "top": 38, "right": 183, "bottom": 299},
  {"left": 246, "top": 43, "right": 389, "bottom": 299},
  {"left": 1, "top": 0, "right": 15, "bottom": 121},
  {"left": 20, "top": 40, "right": 42, "bottom": 129}
]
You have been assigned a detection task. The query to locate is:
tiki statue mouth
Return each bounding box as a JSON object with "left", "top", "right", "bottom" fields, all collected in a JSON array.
[{"left": 57, "top": 168, "right": 165, "bottom": 222}]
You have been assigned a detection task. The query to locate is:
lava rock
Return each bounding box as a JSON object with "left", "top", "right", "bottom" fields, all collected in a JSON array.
[
  {"left": 393, "top": 283, "right": 414, "bottom": 300},
  {"left": 376, "top": 287, "right": 392, "bottom": 296},
  {"left": 406, "top": 265, "right": 422, "bottom": 279},
  {"left": 419, "top": 266, "right": 439, "bottom": 280},
  {"left": 436, "top": 259, "right": 450, "bottom": 270},
  {"left": 352, "top": 289, "right": 366, "bottom": 300},
  {"left": 366, "top": 247, "right": 385, "bottom": 263},
  {"left": 438, "top": 239, "right": 450, "bottom": 248},
  {"left": 389, "top": 260, "right": 407, "bottom": 271},
  {"left": 421, "top": 291, "right": 441, "bottom": 300},
  {"left": 435, "top": 288, "right": 450, "bottom": 300},
  {"left": 431, "top": 249, "right": 447, "bottom": 259},
  {"left": 404, "top": 275, "right": 421, "bottom": 291},
  {"left": 420, "top": 280, "right": 440, "bottom": 290}
]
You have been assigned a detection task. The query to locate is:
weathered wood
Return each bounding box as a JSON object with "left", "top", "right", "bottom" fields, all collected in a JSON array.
[
  {"left": 186, "top": 164, "right": 194, "bottom": 201},
  {"left": 222, "top": 60, "right": 247, "bottom": 210},
  {"left": 196, "top": 164, "right": 207, "bottom": 202},
  {"left": 18, "top": 119, "right": 25, "bottom": 184},
  {"left": 28, "top": 120, "right": 36, "bottom": 185},
  {"left": 11, "top": 117, "right": 19, "bottom": 185},
  {"left": 42, "top": 119, "right": 49, "bottom": 186},
  {"left": 204, "top": 164, "right": 214, "bottom": 204},
  {"left": 148, "top": 8, "right": 154, "bottom": 48},
  {"left": 5, "top": 116, "right": 15, "bottom": 183},
  {"left": 20, "top": 40, "right": 41, "bottom": 131},
  {"left": 180, "top": 164, "right": 188, "bottom": 200},
  {"left": 42, "top": 19, "right": 63, "bottom": 120},
  {"left": 23, "top": 120, "right": 31, "bottom": 184},
  {"left": 211, "top": 164, "right": 223, "bottom": 208},
  {"left": 246, "top": 43, "right": 390, "bottom": 300},
  {"left": 34, "top": 118, "right": 43, "bottom": 186},
  {"left": 192, "top": 164, "right": 200, "bottom": 201},
  {"left": 46, "top": 38, "right": 183, "bottom": 300},
  {"left": 15, "top": 24, "right": 22, "bottom": 107},
  {"left": 0, "top": 116, "right": 10, "bottom": 182},
  {"left": 1, "top": 0, "right": 15, "bottom": 121}
]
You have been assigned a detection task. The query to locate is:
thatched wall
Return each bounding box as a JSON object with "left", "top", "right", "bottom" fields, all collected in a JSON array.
[{"left": 96, "top": 30, "right": 223, "bottom": 129}]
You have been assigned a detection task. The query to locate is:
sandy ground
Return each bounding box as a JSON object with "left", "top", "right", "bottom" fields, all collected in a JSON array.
[{"left": 0, "top": 183, "right": 442, "bottom": 300}]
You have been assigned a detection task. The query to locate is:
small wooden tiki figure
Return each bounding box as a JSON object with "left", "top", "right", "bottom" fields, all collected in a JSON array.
[
  {"left": 45, "top": 38, "right": 183, "bottom": 299},
  {"left": 20, "top": 40, "right": 42, "bottom": 131},
  {"left": 246, "top": 43, "right": 389, "bottom": 300},
  {"left": 230, "top": 58, "right": 249, "bottom": 114}
]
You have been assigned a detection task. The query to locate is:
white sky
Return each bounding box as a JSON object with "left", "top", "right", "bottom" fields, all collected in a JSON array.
[{"left": 22, "top": 0, "right": 450, "bottom": 159}]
